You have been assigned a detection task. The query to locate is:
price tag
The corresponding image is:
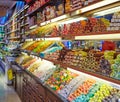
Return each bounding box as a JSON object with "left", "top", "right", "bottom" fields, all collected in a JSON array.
[{"left": 62, "top": 35, "right": 75, "bottom": 40}]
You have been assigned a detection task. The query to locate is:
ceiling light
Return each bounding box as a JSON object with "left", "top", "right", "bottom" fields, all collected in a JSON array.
[
  {"left": 40, "top": 37, "right": 61, "bottom": 41},
  {"left": 29, "top": 25, "right": 38, "bottom": 29},
  {"left": 51, "top": 14, "right": 68, "bottom": 22},
  {"left": 81, "top": 0, "right": 120, "bottom": 13},
  {"left": 59, "top": 17, "right": 87, "bottom": 25},
  {"left": 75, "top": 34, "right": 120, "bottom": 40},
  {"left": 41, "top": 15, "right": 68, "bottom": 26},
  {"left": 94, "top": 6, "right": 120, "bottom": 16}
]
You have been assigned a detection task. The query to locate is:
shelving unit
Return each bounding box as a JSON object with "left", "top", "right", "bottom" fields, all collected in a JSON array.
[
  {"left": 4, "top": 4, "right": 29, "bottom": 43},
  {"left": 4, "top": 0, "right": 120, "bottom": 102},
  {"left": 16, "top": 0, "right": 120, "bottom": 83}
]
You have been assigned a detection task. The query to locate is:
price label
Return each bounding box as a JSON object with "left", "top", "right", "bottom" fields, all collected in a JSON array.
[{"left": 62, "top": 35, "right": 75, "bottom": 40}]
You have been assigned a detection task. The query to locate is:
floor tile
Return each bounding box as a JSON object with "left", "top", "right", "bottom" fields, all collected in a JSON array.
[{"left": 0, "top": 73, "right": 21, "bottom": 102}]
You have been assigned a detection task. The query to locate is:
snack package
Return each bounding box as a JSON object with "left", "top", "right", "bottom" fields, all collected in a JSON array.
[{"left": 56, "top": 3, "right": 65, "bottom": 16}]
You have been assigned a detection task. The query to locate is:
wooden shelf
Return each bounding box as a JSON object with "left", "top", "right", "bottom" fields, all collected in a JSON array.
[
  {"left": 20, "top": 23, "right": 29, "bottom": 27},
  {"left": 8, "top": 36, "right": 21, "bottom": 40},
  {"left": 25, "top": 0, "right": 120, "bottom": 33},
  {"left": 5, "top": 29, "right": 19, "bottom": 35},
  {"left": 24, "top": 31, "right": 120, "bottom": 40},
  {"left": 20, "top": 16, "right": 24, "bottom": 20},
  {"left": 20, "top": 50, "right": 120, "bottom": 85}
]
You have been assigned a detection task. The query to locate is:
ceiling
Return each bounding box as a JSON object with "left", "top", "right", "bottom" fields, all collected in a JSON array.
[{"left": 0, "top": 0, "right": 21, "bottom": 16}]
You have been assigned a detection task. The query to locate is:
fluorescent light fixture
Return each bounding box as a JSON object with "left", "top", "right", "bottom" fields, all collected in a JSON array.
[
  {"left": 41, "top": 15, "right": 68, "bottom": 26},
  {"left": 30, "top": 25, "right": 38, "bottom": 29},
  {"left": 81, "top": 0, "right": 120, "bottom": 13},
  {"left": 59, "top": 17, "right": 87, "bottom": 25},
  {"left": 41, "top": 37, "right": 61, "bottom": 41},
  {"left": 51, "top": 14, "right": 68, "bottom": 22},
  {"left": 71, "top": 10, "right": 81, "bottom": 16},
  {"left": 25, "top": 37, "right": 61, "bottom": 41},
  {"left": 94, "top": 6, "right": 120, "bottom": 16},
  {"left": 41, "top": 22, "right": 46, "bottom": 26},
  {"left": 25, "top": 39, "right": 33, "bottom": 41},
  {"left": 75, "top": 34, "right": 120, "bottom": 40}
]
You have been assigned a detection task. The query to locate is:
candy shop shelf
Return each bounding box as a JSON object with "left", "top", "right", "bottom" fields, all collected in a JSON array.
[
  {"left": 20, "top": 50, "right": 120, "bottom": 85},
  {"left": 14, "top": 62, "right": 44, "bottom": 84},
  {"left": 27, "top": 0, "right": 119, "bottom": 25},
  {"left": 14, "top": 62, "right": 66, "bottom": 102},
  {"left": 43, "top": 59, "right": 120, "bottom": 85}
]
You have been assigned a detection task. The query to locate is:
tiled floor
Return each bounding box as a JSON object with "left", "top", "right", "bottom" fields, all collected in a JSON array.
[{"left": 0, "top": 74, "right": 21, "bottom": 102}]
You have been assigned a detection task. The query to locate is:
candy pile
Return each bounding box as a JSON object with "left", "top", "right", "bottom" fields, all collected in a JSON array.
[
  {"left": 68, "top": 17, "right": 109, "bottom": 36},
  {"left": 22, "top": 58, "right": 37, "bottom": 69},
  {"left": 27, "top": 60, "right": 42, "bottom": 72},
  {"left": 45, "top": 68, "right": 78, "bottom": 92},
  {"left": 111, "top": 54, "right": 120, "bottom": 80},
  {"left": 32, "top": 41, "right": 54, "bottom": 53},
  {"left": 72, "top": 82, "right": 101, "bottom": 102},
  {"left": 69, "top": 22, "right": 84, "bottom": 35},
  {"left": 15, "top": 54, "right": 29, "bottom": 64},
  {"left": 58, "top": 76, "right": 85, "bottom": 99},
  {"left": 27, "top": 24, "right": 58, "bottom": 38},
  {"left": 40, "top": 42, "right": 64, "bottom": 58},
  {"left": 99, "top": 57, "right": 111, "bottom": 75},
  {"left": 104, "top": 51, "right": 115, "bottom": 64},
  {"left": 21, "top": 56, "right": 34, "bottom": 66},
  {"left": 107, "top": 11, "right": 120, "bottom": 31},
  {"left": 25, "top": 41, "right": 42, "bottom": 51},
  {"left": 63, "top": 50, "right": 87, "bottom": 67},
  {"left": 30, "top": 60, "right": 56, "bottom": 82},
  {"left": 89, "top": 84, "right": 113, "bottom": 102},
  {"left": 68, "top": 79, "right": 96, "bottom": 101},
  {"left": 40, "top": 46, "right": 62, "bottom": 58},
  {"left": 44, "top": 50, "right": 60, "bottom": 61},
  {"left": 21, "top": 41, "right": 35, "bottom": 50},
  {"left": 102, "top": 88, "right": 120, "bottom": 102}
]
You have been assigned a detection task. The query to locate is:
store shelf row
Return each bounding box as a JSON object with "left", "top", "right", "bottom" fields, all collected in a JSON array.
[
  {"left": 5, "top": 5, "right": 29, "bottom": 26},
  {"left": 13, "top": 50, "right": 120, "bottom": 102},
  {"left": 27, "top": 0, "right": 120, "bottom": 29},
  {"left": 20, "top": 49, "right": 120, "bottom": 85}
]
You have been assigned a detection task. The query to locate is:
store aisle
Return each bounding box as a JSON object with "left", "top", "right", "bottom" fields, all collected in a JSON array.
[{"left": 0, "top": 73, "right": 21, "bottom": 102}]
